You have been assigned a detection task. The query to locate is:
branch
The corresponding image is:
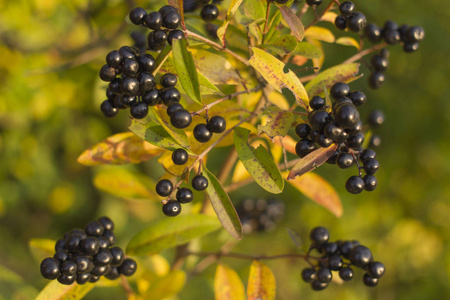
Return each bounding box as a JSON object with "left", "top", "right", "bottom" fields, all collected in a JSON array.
[
  {"left": 186, "top": 251, "right": 324, "bottom": 261},
  {"left": 304, "top": 0, "right": 338, "bottom": 30},
  {"left": 120, "top": 275, "right": 136, "bottom": 298},
  {"left": 341, "top": 42, "right": 388, "bottom": 65}
]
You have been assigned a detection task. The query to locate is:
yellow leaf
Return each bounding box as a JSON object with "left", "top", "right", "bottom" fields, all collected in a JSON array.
[
  {"left": 191, "top": 49, "right": 241, "bottom": 85},
  {"left": 307, "top": 39, "right": 325, "bottom": 71},
  {"left": 214, "top": 264, "right": 246, "bottom": 300},
  {"left": 247, "top": 260, "right": 276, "bottom": 300},
  {"left": 267, "top": 90, "right": 290, "bottom": 110},
  {"left": 336, "top": 37, "right": 361, "bottom": 49},
  {"left": 217, "top": 0, "right": 244, "bottom": 47},
  {"left": 321, "top": 12, "right": 338, "bottom": 23},
  {"left": 158, "top": 150, "right": 197, "bottom": 176},
  {"left": 305, "top": 26, "right": 335, "bottom": 43},
  {"left": 273, "top": 135, "right": 297, "bottom": 155}
]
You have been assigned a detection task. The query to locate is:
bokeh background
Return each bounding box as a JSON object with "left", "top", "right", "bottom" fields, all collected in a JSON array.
[{"left": 0, "top": 0, "right": 449, "bottom": 299}]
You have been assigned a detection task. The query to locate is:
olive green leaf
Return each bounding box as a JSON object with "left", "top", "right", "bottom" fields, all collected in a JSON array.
[
  {"left": 129, "top": 119, "right": 182, "bottom": 151},
  {"left": 262, "top": 35, "right": 298, "bottom": 55},
  {"left": 276, "top": 4, "right": 305, "bottom": 41},
  {"left": 258, "top": 106, "right": 294, "bottom": 139},
  {"left": 292, "top": 42, "right": 322, "bottom": 59}
]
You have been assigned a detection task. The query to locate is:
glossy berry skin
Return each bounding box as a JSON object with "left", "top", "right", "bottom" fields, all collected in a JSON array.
[
  {"left": 309, "top": 226, "right": 329, "bottom": 246},
  {"left": 346, "top": 176, "right": 365, "bottom": 194},
  {"left": 339, "top": 266, "right": 354, "bottom": 281},
  {"left": 330, "top": 83, "right": 350, "bottom": 99},
  {"left": 335, "top": 15, "right": 347, "bottom": 30},
  {"left": 137, "top": 54, "right": 156, "bottom": 72},
  {"left": 328, "top": 255, "right": 343, "bottom": 271},
  {"left": 295, "top": 139, "right": 317, "bottom": 158},
  {"left": 94, "top": 250, "right": 113, "bottom": 266},
  {"left": 347, "top": 132, "right": 365, "bottom": 149},
  {"left": 119, "top": 258, "right": 138, "bottom": 276},
  {"left": 110, "top": 247, "right": 125, "bottom": 266},
  {"left": 368, "top": 71, "right": 385, "bottom": 89},
  {"left": 67, "top": 229, "right": 88, "bottom": 239},
  {"left": 311, "top": 280, "right": 328, "bottom": 291},
  {"left": 349, "top": 245, "right": 373, "bottom": 268},
  {"left": 163, "top": 200, "right": 182, "bottom": 216},
  {"left": 335, "top": 104, "right": 360, "bottom": 129},
  {"left": 339, "top": 1, "right": 354, "bottom": 15},
  {"left": 192, "top": 175, "right": 208, "bottom": 191},
  {"left": 84, "top": 222, "right": 104, "bottom": 237},
  {"left": 161, "top": 88, "right": 181, "bottom": 106},
  {"left": 309, "top": 129, "right": 319, "bottom": 142},
  {"left": 73, "top": 255, "right": 94, "bottom": 274},
  {"left": 316, "top": 134, "right": 333, "bottom": 148},
  {"left": 61, "top": 260, "right": 77, "bottom": 276},
  {"left": 99, "top": 65, "right": 116, "bottom": 82},
  {"left": 172, "top": 148, "right": 188, "bottom": 165},
  {"left": 309, "top": 96, "right": 325, "bottom": 110},
  {"left": 339, "top": 240, "right": 356, "bottom": 258},
  {"left": 404, "top": 26, "right": 425, "bottom": 43},
  {"left": 346, "top": 12, "right": 367, "bottom": 33},
  {"left": 76, "top": 273, "right": 91, "bottom": 285},
  {"left": 206, "top": 116, "right": 227, "bottom": 134},
  {"left": 106, "top": 50, "right": 123, "bottom": 68},
  {"left": 368, "top": 110, "right": 385, "bottom": 127},
  {"left": 121, "top": 95, "right": 137, "bottom": 107},
  {"left": 384, "top": 30, "right": 401, "bottom": 45},
  {"left": 308, "top": 110, "right": 331, "bottom": 131},
  {"left": 54, "top": 251, "right": 69, "bottom": 263},
  {"left": 363, "top": 175, "right": 378, "bottom": 191},
  {"left": 114, "top": 96, "right": 127, "bottom": 110},
  {"left": 326, "top": 150, "right": 339, "bottom": 164},
  {"left": 176, "top": 187, "right": 194, "bottom": 204},
  {"left": 383, "top": 20, "right": 398, "bottom": 31},
  {"left": 108, "top": 78, "right": 122, "bottom": 94},
  {"left": 306, "top": 0, "right": 322, "bottom": 6},
  {"left": 55, "top": 238, "right": 67, "bottom": 252},
  {"left": 57, "top": 274, "right": 76, "bottom": 285},
  {"left": 363, "top": 273, "right": 379, "bottom": 287},
  {"left": 201, "top": 5, "right": 219, "bottom": 22},
  {"left": 161, "top": 73, "right": 178, "bottom": 87},
  {"left": 163, "top": 11, "right": 181, "bottom": 29},
  {"left": 66, "top": 234, "right": 83, "bottom": 252},
  {"left": 364, "top": 23, "right": 382, "bottom": 43},
  {"left": 170, "top": 109, "right": 192, "bottom": 129},
  {"left": 80, "top": 237, "right": 100, "bottom": 256},
  {"left": 129, "top": 7, "right": 147, "bottom": 25},
  {"left": 103, "top": 230, "right": 117, "bottom": 246},
  {"left": 349, "top": 91, "right": 366, "bottom": 106},
  {"left": 371, "top": 55, "right": 388, "bottom": 71},
  {"left": 167, "top": 103, "right": 184, "bottom": 116},
  {"left": 120, "top": 77, "right": 140, "bottom": 95},
  {"left": 403, "top": 42, "right": 420, "bottom": 53},
  {"left": 121, "top": 58, "right": 139, "bottom": 77},
  {"left": 367, "top": 261, "right": 385, "bottom": 278},
  {"left": 98, "top": 216, "right": 114, "bottom": 231},
  {"left": 159, "top": 5, "right": 177, "bottom": 17},
  {"left": 363, "top": 158, "right": 379, "bottom": 174},
  {"left": 156, "top": 179, "right": 173, "bottom": 197},
  {"left": 40, "top": 257, "right": 60, "bottom": 280},
  {"left": 295, "top": 123, "right": 310, "bottom": 139},
  {"left": 316, "top": 267, "right": 332, "bottom": 283},
  {"left": 138, "top": 72, "right": 155, "bottom": 92},
  {"left": 168, "top": 30, "right": 185, "bottom": 45},
  {"left": 301, "top": 268, "right": 316, "bottom": 283},
  {"left": 97, "top": 237, "right": 109, "bottom": 249},
  {"left": 89, "top": 275, "right": 100, "bottom": 283},
  {"left": 92, "top": 265, "right": 111, "bottom": 276},
  {"left": 359, "top": 149, "right": 376, "bottom": 162},
  {"left": 143, "top": 89, "right": 160, "bottom": 106},
  {"left": 144, "top": 11, "right": 162, "bottom": 30},
  {"left": 321, "top": 242, "right": 338, "bottom": 255},
  {"left": 194, "top": 124, "right": 213, "bottom": 143},
  {"left": 324, "top": 123, "right": 343, "bottom": 140},
  {"left": 105, "top": 267, "right": 121, "bottom": 280},
  {"left": 152, "top": 30, "right": 168, "bottom": 44},
  {"left": 336, "top": 152, "right": 354, "bottom": 169}
]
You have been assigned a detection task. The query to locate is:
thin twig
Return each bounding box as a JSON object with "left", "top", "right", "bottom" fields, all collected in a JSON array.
[
  {"left": 120, "top": 275, "right": 135, "bottom": 297},
  {"left": 304, "top": 0, "right": 337, "bottom": 30},
  {"left": 186, "top": 251, "right": 324, "bottom": 261},
  {"left": 341, "top": 43, "right": 388, "bottom": 64}
]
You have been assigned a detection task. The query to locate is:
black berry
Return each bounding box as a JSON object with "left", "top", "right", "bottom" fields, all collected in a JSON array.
[
  {"left": 98, "top": 216, "right": 114, "bottom": 231},
  {"left": 368, "top": 71, "right": 385, "bottom": 89},
  {"left": 168, "top": 30, "right": 185, "bottom": 45},
  {"left": 309, "top": 226, "right": 329, "bottom": 246},
  {"left": 161, "top": 87, "right": 181, "bottom": 106},
  {"left": 363, "top": 174, "right": 377, "bottom": 191},
  {"left": 137, "top": 54, "right": 156, "bottom": 72},
  {"left": 348, "top": 91, "right": 366, "bottom": 106},
  {"left": 359, "top": 149, "right": 376, "bottom": 162},
  {"left": 162, "top": 11, "right": 181, "bottom": 29},
  {"left": 110, "top": 247, "right": 125, "bottom": 266},
  {"left": 40, "top": 257, "right": 60, "bottom": 280},
  {"left": 143, "top": 89, "right": 160, "bottom": 106},
  {"left": 138, "top": 72, "right": 155, "bottom": 92},
  {"left": 364, "top": 23, "right": 382, "bottom": 43},
  {"left": 162, "top": 200, "right": 182, "bottom": 216},
  {"left": 345, "top": 176, "right": 365, "bottom": 194},
  {"left": 170, "top": 109, "right": 192, "bottom": 129},
  {"left": 76, "top": 273, "right": 91, "bottom": 285},
  {"left": 57, "top": 274, "right": 76, "bottom": 285},
  {"left": 73, "top": 255, "right": 94, "bottom": 274},
  {"left": 335, "top": 15, "right": 347, "bottom": 30},
  {"left": 363, "top": 273, "right": 378, "bottom": 287},
  {"left": 130, "top": 102, "right": 149, "bottom": 119},
  {"left": 167, "top": 103, "right": 184, "bottom": 116},
  {"left": 368, "top": 110, "right": 385, "bottom": 127},
  {"left": 301, "top": 268, "right": 316, "bottom": 283},
  {"left": 295, "top": 123, "right": 310, "bottom": 139},
  {"left": 346, "top": 132, "right": 365, "bottom": 149},
  {"left": 330, "top": 83, "right": 350, "bottom": 99},
  {"left": 306, "top": 0, "right": 323, "bottom": 6},
  {"left": 363, "top": 158, "right": 379, "bottom": 174},
  {"left": 144, "top": 11, "right": 162, "bottom": 30},
  {"left": 193, "top": 123, "right": 213, "bottom": 143},
  {"left": 172, "top": 148, "right": 189, "bottom": 165},
  {"left": 295, "top": 138, "right": 317, "bottom": 158},
  {"left": 106, "top": 50, "right": 123, "bottom": 68},
  {"left": 160, "top": 73, "right": 178, "bottom": 87},
  {"left": 349, "top": 245, "right": 373, "bottom": 268},
  {"left": 336, "top": 152, "right": 354, "bottom": 169},
  {"left": 156, "top": 179, "right": 173, "bottom": 197},
  {"left": 192, "top": 175, "right": 208, "bottom": 191},
  {"left": 339, "top": 266, "right": 354, "bottom": 281},
  {"left": 309, "top": 96, "right": 325, "bottom": 110},
  {"left": 176, "top": 187, "right": 194, "bottom": 204},
  {"left": 119, "top": 258, "right": 138, "bottom": 276},
  {"left": 80, "top": 237, "right": 100, "bottom": 256},
  {"left": 61, "top": 260, "right": 77, "bottom": 276},
  {"left": 201, "top": 5, "right": 219, "bottom": 22},
  {"left": 367, "top": 261, "right": 385, "bottom": 278},
  {"left": 346, "top": 12, "right": 366, "bottom": 33},
  {"left": 209, "top": 116, "right": 227, "bottom": 133},
  {"left": 339, "top": 1, "right": 354, "bottom": 15},
  {"left": 94, "top": 249, "right": 113, "bottom": 266},
  {"left": 99, "top": 65, "right": 116, "bottom": 82},
  {"left": 120, "top": 77, "right": 140, "bottom": 95},
  {"left": 129, "top": 7, "right": 147, "bottom": 25},
  {"left": 308, "top": 110, "right": 331, "bottom": 131}
]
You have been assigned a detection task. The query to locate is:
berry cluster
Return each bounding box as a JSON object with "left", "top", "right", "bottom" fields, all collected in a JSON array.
[
  {"left": 184, "top": 0, "right": 220, "bottom": 22},
  {"left": 368, "top": 49, "right": 389, "bottom": 89},
  {"left": 40, "top": 217, "right": 137, "bottom": 285},
  {"left": 365, "top": 20, "right": 425, "bottom": 53},
  {"left": 294, "top": 82, "right": 380, "bottom": 194},
  {"left": 129, "top": 6, "right": 184, "bottom": 50},
  {"left": 235, "top": 198, "right": 285, "bottom": 234},
  {"left": 334, "top": 1, "right": 367, "bottom": 33},
  {"left": 301, "top": 227, "right": 385, "bottom": 290}
]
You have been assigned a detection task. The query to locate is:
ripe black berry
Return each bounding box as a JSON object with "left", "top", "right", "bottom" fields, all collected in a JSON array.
[
  {"left": 66, "top": 234, "right": 83, "bottom": 252},
  {"left": 61, "top": 260, "right": 77, "bottom": 276},
  {"left": 326, "top": 150, "right": 339, "bottom": 164},
  {"left": 347, "top": 132, "right": 365, "bottom": 149},
  {"left": 110, "top": 247, "right": 125, "bottom": 266},
  {"left": 309, "top": 129, "right": 319, "bottom": 141},
  {"left": 54, "top": 251, "right": 69, "bottom": 263},
  {"left": 330, "top": 83, "right": 350, "bottom": 99},
  {"left": 162, "top": 11, "right": 181, "bottom": 29},
  {"left": 76, "top": 273, "right": 91, "bottom": 285},
  {"left": 108, "top": 78, "right": 122, "bottom": 94},
  {"left": 129, "top": 7, "right": 147, "bottom": 25},
  {"left": 346, "top": 12, "right": 367, "bottom": 33},
  {"left": 308, "top": 110, "right": 331, "bottom": 131},
  {"left": 98, "top": 216, "right": 114, "bottom": 231},
  {"left": 404, "top": 26, "right": 425, "bottom": 43},
  {"left": 192, "top": 175, "right": 208, "bottom": 191},
  {"left": 316, "top": 133, "right": 333, "bottom": 147},
  {"left": 161, "top": 87, "right": 181, "bottom": 106},
  {"left": 339, "top": 240, "right": 357, "bottom": 258},
  {"left": 170, "top": 109, "right": 192, "bottom": 129},
  {"left": 363, "top": 175, "right": 377, "bottom": 191},
  {"left": 335, "top": 15, "right": 347, "bottom": 30},
  {"left": 162, "top": 200, "right": 182, "bottom": 216},
  {"left": 371, "top": 55, "right": 389, "bottom": 71},
  {"left": 106, "top": 50, "right": 123, "bottom": 68},
  {"left": 363, "top": 158, "right": 379, "bottom": 174},
  {"left": 119, "top": 46, "right": 137, "bottom": 59},
  {"left": 159, "top": 5, "right": 177, "bottom": 17},
  {"left": 168, "top": 30, "right": 185, "bottom": 45},
  {"left": 349, "top": 245, "right": 373, "bottom": 268},
  {"left": 359, "top": 149, "right": 376, "bottom": 162},
  {"left": 40, "top": 257, "right": 60, "bottom": 280},
  {"left": 153, "top": 30, "right": 169, "bottom": 45},
  {"left": 311, "top": 280, "right": 328, "bottom": 291},
  {"left": 194, "top": 124, "right": 213, "bottom": 143},
  {"left": 121, "top": 58, "right": 139, "bottom": 77},
  {"left": 367, "top": 261, "right": 385, "bottom": 278},
  {"left": 120, "top": 77, "right": 140, "bottom": 95},
  {"left": 324, "top": 123, "right": 343, "bottom": 140},
  {"left": 336, "top": 152, "right": 354, "bottom": 169},
  {"left": 403, "top": 42, "right": 419, "bottom": 53},
  {"left": 328, "top": 254, "right": 343, "bottom": 271},
  {"left": 368, "top": 72, "right": 385, "bottom": 89},
  {"left": 137, "top": 54, "right": 156, "bottom": 72},
  {"left": 121, "top": 95, "right": 137, "bottom": 107},
  {"left": 92, "top": 265, "right": 111, "bottom": 276},
  {"left": 73, "top": 255, "right": 94, "bottom": 274},
  {"left": 339, "top": 266, "right": 354, "bottom": 281},
  {"left": 339, "top": 1, "right": 354, "bottom": 15},
  {"left": 309, "top": 226, "right": 329, "bottom": 246},
  {"left": 80, "top": 237, "right": 100, "bottom": 256},
  {"left": 368, "top": 110, "right": 385, "bottom": 127},
  {"left": 160, "top": 73, "right": 178, "bottom": 87},
  {"left": 306, "top": 0, "right": 323, "bottom": 6},
  {"left": 295, "top": 123, "right": 310, "bottom": 139},
  {"left": 309, "top": 96, "right": 325, "bottom": 110},
  {"left": 89, "top": 275, "right": 100, "bottom": 283},
  {"left": 363, "top": 273, "right": 378, "bottom": 287},
  {"left": 295, "top": 138, "right": 317, "bottom": 158},
  {"left": 201, "top": 5, "right": 219, "bottom": 22},
  {"left": 97, "top": 237, "right": 109, "bottom": 249},
  {"left": 94, "top": 249, "right": 113, "bottom": 266},
  {"left": 209, "top": 116, "right": 227, "bottom": 133},
  {"left": 176, "top": 187, "right": 194, "bottom": 204},
  {"left": 138, "top": 72, "right": 155, "bottom": 92},
  {"left": 105, "top": 267, "right": 121, "bottom": 280},
  {"left": 55, "top": 238, "right": 67, "bottom": 252},
  {"left": 167, "top": 103, "right": 184, "bottom": 116},
  {"left": 348, "top": 91, "right": 366, "bottom": 106},
  {"left": 143, "top": 89, "right": 160, "bottom": 106},
  {"left": 144, "top": 11, "right": 162, "bottom": 30},
  {"left": 130, "top": 102, "right": 149, "bottom": 119},
  {"left": 301, "top": 268, "right": 316, "bottom": 283},
  {"left": 156, "top": 179, "right": 173, "bottom": 197},
  {"left": 86, "top": 220, "right": 104, "bottom": 237},
  {"left": 57, "top": 274, "right": 76, "bottom": 285},
  {"left": 103, "top": 229, "right": 117, "bottom": 245},
  {"left": 345, "top": 176, "right": 365, "bottom": 194},
  {"left": 384, "top": 30, "right": 401, "bottom": 45},
  {"left": 99, "top": 65, "right": 116, "bottom": 82},
  {"left": 172, "top": 148, "right": 188, "bottom": 165},
  {"left": 119, "top": 258, "right": 138, "bottom": 276},
  {"left": 364, "top": 23, "right": 382, "bottom": 43}
]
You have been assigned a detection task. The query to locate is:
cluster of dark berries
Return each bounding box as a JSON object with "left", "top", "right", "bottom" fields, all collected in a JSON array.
[
  {"left": 193, "top": 115, "right": 227, "bottom": 143},
  {"left": 184, "top": 0, "right": 220, "bottom": 22},
  {"left": 156, "top": 173, "right": 209, "bottom": 217},
  {"left": 368, "top": 49, "right": 389, "bottom": 89},
  {"left": 334, "top": 1, "right": 367, "bottom": 33},
  {"left": 294, "top": 82, "right": 380, "bottom": 194},
  {"left": 129, "top": 6, "right": 184, "bottom": 50},
  {"left": 301, "top": 226, "right": 385, "bottom": 290},
  {"left": 236, "top": 198, "right": 285, "bottom": 234},
  {"left": 365, "top": 20, "right": 425, "bottom": 53},
  {"left": 40, "top": 217, "right": 137, "bottom": 285}
]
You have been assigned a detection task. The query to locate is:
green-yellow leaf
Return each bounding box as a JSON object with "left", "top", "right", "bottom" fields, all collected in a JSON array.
[
  {"left": 257, "top": 106, "right": 294, "bottom": 139},
  {"left": 172, "top": 38, "right": 202, "bottom": 104},
  {"left": 153, "top": 46, "right": 172, "bottom": 76},
  {"left": 249, "top": 47, "right": 309, "bottom": 108},
  {"left": 292, "top": 42, "right": 322, "bottom": 59},
  {"left": 191, "top": 49, "right": 242, "bottom": 85},
  {"left": 262, "top": 35, "right": 298, "bottom": 55},
  {"left": 234, "top": 127, "right": 284, "bottom": 194},
  {"left": 149, "top": 107, "right": 190, "bottom": 148},
  {"left": 336, "top": 37, "right": 360, "bottom": 49},
  {"left": 215, "top": 264, "right": 246, "bottom": 300},
  {"left": 127, "top": 215, "right": 221, "bottom": 255},
  {"left": 29, "top": 238, "right": 55, "bottom": 262},
  {"left": 305, "top": 26, "right": 335, "bottom": 43},
  {"left": 36, "top": 281, "right": 94, "bottom": 300},
  {"left": 247, "top": 260, "right": 276, "bottom": 300},
  {"left": 284, "top": 171, "right": 342, "bottom": 217},
  {"left": 305, "top": 63, "right": 361, "bottom": 97},
  {"left": 217, "top": 0, "right": 244, "bottom": 47},
  {"left": 203, "top": 167, "right": 243, "bottom": 240},
  {"left": 142, "top": 270, "right": 186, "bottom": 300},
  {"left": 235, "top": 0, "right": 265, "bottom": 26},
  {"left": 129, "top": 119, "right": 182, "bottom": 151},
  {"left": 276, "top": 4, "right": 304, "bottom": 41},
  {"left": 287, "top": 144, "right": 338, "bottom": 180}
]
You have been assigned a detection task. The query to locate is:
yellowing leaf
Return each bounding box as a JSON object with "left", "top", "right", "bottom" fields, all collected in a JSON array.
[
  {"left": 29, "top": 238, "right": 55, "bottom": 262},
  {"left": 336, "top": 37, "right": 360, "bottom": 49},
  {"left": 258, "top": 106, "right": 294, "bottom": 139},
  {"left": 262, "top": 35, "right": 298, "bottom": 55},
  {"left": 273, "top": 135, "right": 297, "bottom": 155},
  {"left": 287, "top": 144, "right": 338, "bottom": 180},
  {"left": 77, "top": 132, "right": 163, "bottom": 166},
  {"left": 36, "top": 281, "right": 94, "bottom": 300},
  {"left": 217, "top": 0, "right": 244, "bottom": 47},
  {"left": 129, "top": 120, "right": 184, "bottom": 151},
  {"left": 305, "top": 26, "right": 335, "bottom": 43},
  {"left": 249, "top": 47, "right": 309, "bottom": 108},
  {"left": 284, "top": 172, "right": 342, "bottom": 217},
  {"left": 247, "top": 260, "right": 276, "bottom": 300},
  {"left": 158, "top": 150, "right": 197, "bottom": 176},
  {"left": 321, "top": 12, "right": 338, "bottom": 23},
  {"left": 191, "top": 49, "right": 241, "bottom": 85},
  {"left": 142, "top": 270, "right": 186, "bottom": 300},
  {"left": 292, "top": 42, "right": 322, "bottom": 59},
  {"left": 215, "top": 264, "right": 246, "bottom": 300},
  {"left": 266, "top": 90, "right": 290, "bottom": 110},
  {"left": 277, "top": 5, "right": 304, "bottom": 41}
]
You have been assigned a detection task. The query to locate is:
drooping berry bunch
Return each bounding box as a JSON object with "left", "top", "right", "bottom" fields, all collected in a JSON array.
[
  {"left": 184, "top": 0, "right": 220, "bottom": 22},
  {"left": 294, "top": 82, "right": 380, "bottom": 194},
  {"left": 301, "top": 227, "right": 385, "bottom": 290},
  {"left": 236, "top": 198, "right": 285, "bottom": 234},
  {"left": 334, "top": 1, "right": 367, "bottom": 33},
  {"left": 368, "top": 49, "right": 389, "bottom": 89},
  {"left": 40, "top": 217, "right": 137, "bottom": 285},
  {"left": 129, "top": 6, "right": 184, "bottom": 51}
]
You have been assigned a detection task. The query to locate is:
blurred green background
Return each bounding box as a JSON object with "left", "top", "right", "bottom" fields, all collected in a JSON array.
[{"left": 0, "top": 0, "right": 449, "bottom": 299}]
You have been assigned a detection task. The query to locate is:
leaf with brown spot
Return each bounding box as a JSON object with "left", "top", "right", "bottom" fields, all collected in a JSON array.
[
  {"left": 287, "top": 144, "right": 338, "bottom": 179},
  {"left": 284, "top": 171, "right": 342, "bottom": 217},
  {"left": 276, "top": 4, "right": 304, "bottom": 41},
  {"left": 77, "top": 132, "right": 163, "bottom": 166},
  {"left": 258, "top": 106, "right": 294, "bottom": 139},
  {"left": 129, "top": 119, "right": 183, "bottom": 151},
  {"left": 247, "top": 260, "right": 276, "bottom": 300},
  {"left": 214, "top": 264, "right": 246, "bottom": 300}
]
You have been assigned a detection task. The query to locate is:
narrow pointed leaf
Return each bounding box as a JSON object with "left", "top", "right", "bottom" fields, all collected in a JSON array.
[
  {"left": 262, "top": 35, "right": 298, "bottom": 55},
  {"left": 142, "top": 270, "right": 186, "bottom": 300},
  {"left": 305, "top": 63, "right": 361, "bottom": 98},
  {"left": 149, "top": 107, "right": 190, "bottom": 148},
  {"left": 249, "top": 47, "right": 309, "bottom": 108},
  {"left": 234, "top": 127, "right": 284, "bottom": 193},
  {"left": 217, "top": 0, "right": 244, "bottom": 47},
  {"left": 257, "top": 106, "right": 294, "bottom": 139},
  {"left": 305, "top": 26, "right": 335, "bottom": 43},
  {"left": 247, "top": 260, "right": 276, "bottom": 300},
  {"left": 153, "top": 46, "right": 172, "bottom": 76},
  {"left": 129, "top": 119, "right": 182, "bottom": 151},
  {"left": 287, "top": 144, "right": 338, "bottom": 179},
  {"left": 336, "top": 37, "right": 360, "bottom": 49},
  {"left": 127, "top": 214, "right": 221, "bottom": 255},
  {"left": 203, "top": 167, "right": 243, "bottom": 240},
  {"left": 36, "top": 281, "right": 94, "bottom": 300},
  {"left": 292, "top": 42, "right": 322, "bottom": 58},
  {"left": 215, "top": 264, "right": 246, "bottom": 300},
  {"left": 276, "top": 4, "right": 304, "bottom": 41},
  {"left": 284, "top": 171, "right": 342, "bottom": 217},
  {"left": 172, "top": 38, "right": 202, "bottom": 104},
  {"left": 29, "top": 238, "right": 55, "bottom": 262}
]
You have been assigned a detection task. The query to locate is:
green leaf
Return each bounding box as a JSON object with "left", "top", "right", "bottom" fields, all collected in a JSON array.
[
  {"left": 191, "top": 49, "right": 242, "bottom": 85},
  {"left": 235, "top": 0, "right": 265, "bottom": 26},
  {"left": 305, "top": 26, "right": 335, "bottom": 43},
  {"left": 287, "top": 144, "right": 338, "bottom": 180},
  {"left": 217, "top": 0, "right": 244, "bottom": 47},
  {"left": 172, "top": 38, "right": 202, "bottom": 104},
  {"left": 142, "top": 270, "right": 186, "bottom": 300},
  {"left": 276, "top": 4, "right": 304, "bottom": 41},
  {"left": 149, "top": 107, "right": 190, "bottom": 148},
  {"left": 305, "top": 63, "right": 361, "bottom": 97},
  {"left": 215, "top": 264, "right": 246, "bottom": 300},
  {"left": 249, "top": 47, "right": 309, "bottom": 108},
  {"left": 153, "top": 46, "right": 172, "bottom": 76},
  {"left": 29, "top": 238, "right": 55, "bottom": 262},
  {"left": 247, "top": 260, "right": 276, "bottom": 300},
  {"left": 36, "top": 281, "right": 94, "bottom": 300},
  {"left": 202, "top": 167, "right": 243, "bottom": 240},
  {"left": 292, "top": 42, "right": 322, "bottom": 59},
  {"left": 262, "top": 35, "right": 298, "bottom": 55},
  {"left": 127, "top": 214, "right": 221, "bottom": 255},
  {"left": 129, "top": 119, "right": 182, "bottom": 151},
  {"left": 233, "top": 127, "right": 284, "bottom": 194},
  {"left": 257, "top": 106, "right": 294, "bottom": 139}
]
